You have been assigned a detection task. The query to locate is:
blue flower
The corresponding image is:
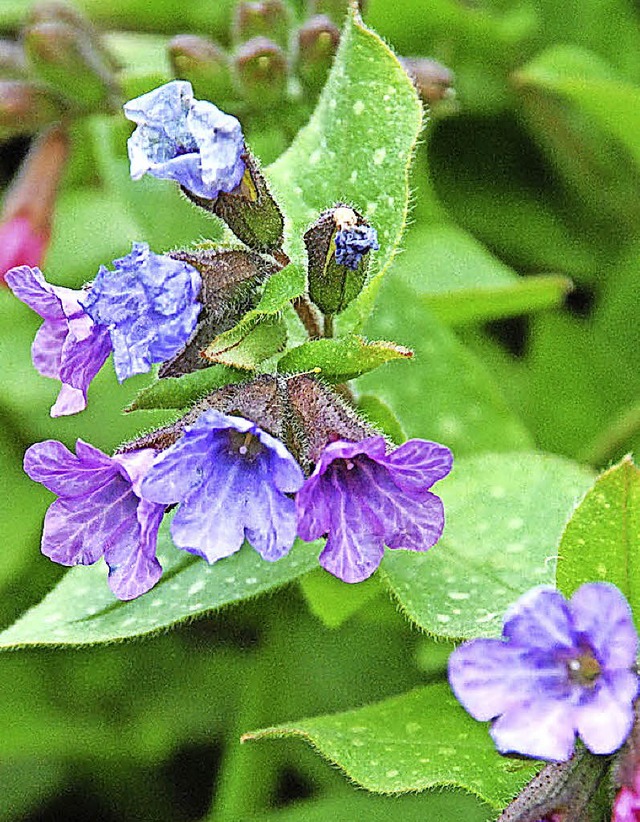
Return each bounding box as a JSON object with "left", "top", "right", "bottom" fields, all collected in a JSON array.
[
  {"left": 124, "top": 80, "right": 246, "bottom": 200},
  {"left": 334, "top": 225, "right": 379, "bottom": 269},
  {"left": 81, "top": 242, "right": 202, "bottom": 382},
  {"left": 448, "top": 583, "right": 639, "bottom": 761},
  {"left": 24, "top": 439, "right": 165, "bottom": 600},
  {"left": 139, "top": 410, "right": 305, "bottom": 564}
]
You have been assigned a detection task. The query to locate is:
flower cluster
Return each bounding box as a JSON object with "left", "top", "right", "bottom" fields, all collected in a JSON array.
[
  {"left": 6, "top": 243, "right": 202, "bottom": 415},
  {"left": 448, "top": 583, "right": 639, "bottom": 762},
  {"left": 6, "top": 82, "right": 450, "bottom": 602}
]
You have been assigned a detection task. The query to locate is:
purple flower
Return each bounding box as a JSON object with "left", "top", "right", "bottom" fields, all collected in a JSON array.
[
  {"left": 5, "top": 265, "right": 112, "bottom": 417},
  {"left": 81, "top": 242, "right": 202, "bottom": 382},
  {"left": 334, "top": 225, "right": 379, "bottom": 269},
  {"left": 296, "top": 437, "right": 453, "bottom": 583},
  {"left": 448, "top": 583, "right": 639, "bottom": 761},
  {"left": 139, "top": 410, "right": 304, "bottom": 564},
  {"left": 124, "top": 80, "right": 246, "bottom": 200},
  {"left": 24, "top": 440, "right": 166, "bottom": 600},
  {"left": 614, "top": 782, "right": 640, "bottom": 822}
]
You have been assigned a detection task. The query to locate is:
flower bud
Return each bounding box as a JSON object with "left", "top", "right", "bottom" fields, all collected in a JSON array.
[
  {"left": 304, "top": 204, "right": 379, "bottom": 316},
  {"left": 158, "top": 248, "right": 279, "bottom": 378},
  {"left": 0, "top": 40, "right": 28, "bottom": 79},
  {"left": 233, "top": 36, "right": 288, "bottom": 107},
  {"left": 168, "top": 35, "right": 233, "bottom": 103},
  {"left": 295, "top": 15, "right": 340, "bottom": 95},
  {"left": 233, "top": 1, "right": 290, "bottom": 50},
  {"left": 23, "top": 20, "right": 118, "bottom": 111},
  {"left": 0, "top": 80, "right": 63, "bottom": 137},
  {"left": 0, "top": 124, "right": 68, "bottom": 281},
  {"left": 400, "top": 57, "right": 455, "bottom": 105}
]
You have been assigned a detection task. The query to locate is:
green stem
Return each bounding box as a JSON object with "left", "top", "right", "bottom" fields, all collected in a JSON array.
[{"left": 323, "top": 313, "right": 334, "bottom": 338}]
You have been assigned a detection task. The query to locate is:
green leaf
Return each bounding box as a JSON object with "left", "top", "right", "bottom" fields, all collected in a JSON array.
[
  {"left": 357, "top": 276, "right": 533, "bottom": 455},
  {"left": 0, "top": 521, "right": 321, "bottom": 648},
  {"left": 127, "top": 364, "right": 249, "bottom": 411},
  {"left": 235, "top": 263, "right": 307, "bottom": 327},
  {"left": 556, "top": 457, "right": 640, "bottom": 614},
  {"left": 517, "top": 46, "right": 640, "bottom": 169},
  {"left": 381, "top": 452, "right": 594, "bottom": 640},
  {"left": 357, "top": 395, "right": 407, "bottom": 444},
  {"left": 244, "top": 682, "right": 540, "bottom": 807},
  {"left": 266, "top": 8, "right": 422, "bottom": 328},
  {"left": 204, "top": 316, "right": 287, "bottom": 371},
  {"left": 278, "top": 335, "right": 412, "bottom": 382},
  {"left": 299, "top": 569, "right": 382, "bottom": 630}
]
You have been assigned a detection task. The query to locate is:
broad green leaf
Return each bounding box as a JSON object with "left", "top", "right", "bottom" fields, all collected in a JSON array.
[
  {"left": 381, "top": 452, "right": 594, "bottom": 639},
  {"left": 128, "top": 365, "right": 249, "bottom": 411},
  {"left": 0, "top": 521, "right": 321, "bottom": 648},
  {"left": 244, "top": 682, "right": 540, "bottom": 807},
  {"left": 204, "top": 316, "right": 287, "bottom": 371},
  {"left": 299, "top": 569, "right": 382, "bottom": 630},
  {"left": 517, "top": 46, "right": 640, "bottom": 168},
  {"left": 357, "top": 276, "right": 533, "bottom": 455},
  {"left": 556, "top": 457, "right": 640, "bottom": 616},
  {"left": 278, "top": 335, "right": 412, "bottom": 382},
  {"left": 267, "top": 8, "right": 423, "bottom": 328}
]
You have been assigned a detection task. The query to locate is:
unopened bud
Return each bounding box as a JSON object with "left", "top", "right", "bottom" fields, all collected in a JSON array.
[
  {"left": 233, "top": 36, "right": 288, "bottom": 106},
  {"left": 0, "top": 124, "right": 68, "bottom": 281},
  {"left": 0, "top": 40, "right": 28, "bottom": 79},
  {"left": 168, "top": 35, "right": 233, "bottom": 103},
  {"left": 295, "top": 15, "right": 340, "bottom": 95},
  {"left": 0, "top": 80, "right": 63, "bottom": 136},
  {"left": 23, "top": 20, "right": 118, "bottom": 110},
  {"left": 400, "top": 57, "right": 455, "bottom": 105},
  {"left": 159, "top": 248, "right": 279, "bottom": 378},
  {"left": 233, "top": 1, "right": 290, "bottom": 50},
  {"left": 305, "top": 204, "right": 379, "bottom": 316}
]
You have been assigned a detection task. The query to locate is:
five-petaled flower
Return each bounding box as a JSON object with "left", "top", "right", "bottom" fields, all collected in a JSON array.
[
  {"left": 296, "top": 437, "right": 453, "bottom": 583},
  {"left": 124, "top": 80, "right": 246, "bottom": 200},
  {"left": 81, "top": 242, "right": 202, "bottom": 382},
  {"left": 448, "top": 583, "right": 639, "bottom": 762},
  {"left": 334, "top": 224, "right": 379, "bottom": 270},
  {"left": 5, "top": 265, "right": 112, "bottom": 417},
  {"left": 139, "top": 410, "right": 304, "bottom": 564},
  {"left": 24, "top": 439, "right": 166, "bottom": 600}
]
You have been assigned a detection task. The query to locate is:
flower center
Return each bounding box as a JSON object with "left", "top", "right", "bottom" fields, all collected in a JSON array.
[
  {"left": 567, "top": 649, "right": 601, "bottom": 687},
  {"left": 227, "top": 429, "right": 264, "bottom": 460}
]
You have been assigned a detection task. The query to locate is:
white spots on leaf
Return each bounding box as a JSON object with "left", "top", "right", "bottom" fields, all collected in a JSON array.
[
  {"left": 405, "top": 722, "right": 421, "bottom": 734},
  {"left": 188, "top": 602, "right": 204, "bottom": 612},
  {"left": 188, "top": 580, "right": 205, "bottom": 596},
  {"left": 350, "top": 169, "right": 358, "bottom": 184},
  {"left": 506, "top": 542, "right": 524, "bottom": 554},
  {"left": 490, "top": 486, "right": 506, "bottom": 499},
  {"left": 386, "top": 769, "right": 399, "bottom": 778},
  {"left": 245, "top": 577, "right": 258, "bottom": 585},
  {"left": 309, "top": 149, "right": 322, "bottom": 165},
  {"left": 44, "top": 613, "right": 62, "bottom": 624},
  {"left": 373, "top": 147, "right": 387, "bottom": 166},
  {"left": 597, "top": 563, "right": 607, "bottom": 577},
  {"left": 224, "top": 576, "right": 236, "bottom": 585},
  {"left": 351, "top": 738, "right": 365, "bottom": 747},
  {"left": 447, "top": 591, "right": 470, "bottom": 601},
  {"left": 436, "top": 613, "right": 450, "bottom": 623},
  {"left": 353, "top": 100, "right": 365, "bottom": 115},
  {"left": 508, "top": 517, "right": 524, "bottom": 530},
  {"left": 150, "top": 598, "right": 163, "bottom": 608},
  {"left": 387, "top": 195, "right": 395, "bottom": 207},
  {"left": 366, "top": 202, "right": 378, "bottom": 216},
  {"left": 476, "top": 611, "right": 499, "bottom": 624}
]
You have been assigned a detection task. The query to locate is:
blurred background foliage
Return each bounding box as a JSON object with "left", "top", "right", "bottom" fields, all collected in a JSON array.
[{"left": 0, "top": 0, "right": 638, "bottom": 819}]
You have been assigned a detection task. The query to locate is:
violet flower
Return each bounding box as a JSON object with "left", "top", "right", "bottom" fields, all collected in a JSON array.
[
  {"left": 448, "top": 583, "right": 639, "bottom": 762},
  {"left": 24, "top": 440, "right": 166, "bottom": 600},
  {"left": 5, "top": 265, "right": 112, "bottom": 417},
  {"left": 334, "top": 225, "right": 379, "bottom": 269},
  {"left": 124, "top": 80, "right": 246, "bottom": 200},
  {"left": 296, "top": 437, "right": 453, "bottom": 583},
  {"left": 81, "top": 242, "right": 202, "bottom": 382},
  {"left": 139, "top": 410, "right": 304, "bottom": 564},
  {"left": 613, "top": 781, "right": 640, "bottom": 822}
]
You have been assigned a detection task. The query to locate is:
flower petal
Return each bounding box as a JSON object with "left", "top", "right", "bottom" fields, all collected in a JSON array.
[
  {"left": 502, "top": 586, "right": 577, "bottom": 653},
  {"left": 244, "top": 461, "right": 298, "bottom": 561},
  {"left": 570, "top": 582, "right": 638, "bottom": 669},
  {"left": 576, "top": 671, "right": 638, "bottom": 754},
  {"left": 490, "top": 697, "right": 577, "bottom": 761},
  {"left": 5, "top": 265, "right": 63, "bottom": 320},
  {"left": 106, "top": 499, "right": 164, "bottom": 600},
  {"left": 24, "top": 439, "right": 116, "bottom": 497},
  {"left": 380, "top": 439, "right": 453, "bottom": 496}
]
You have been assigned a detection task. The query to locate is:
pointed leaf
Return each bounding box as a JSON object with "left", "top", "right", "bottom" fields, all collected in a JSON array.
[
  {"left": 244, "top": 682, "right": 540, "bottom": 807},
  {"left": 128, "top": 364, "right": 249, "bottom": 411},
  {"left": 203, "top": 316, "right": 287, "bottom": 371},
  {"left": 278, "top": 335, "right": 412, "bottom": 382},
  {"left": 0, "top": 521, "right": 321, "bottom": 648}
]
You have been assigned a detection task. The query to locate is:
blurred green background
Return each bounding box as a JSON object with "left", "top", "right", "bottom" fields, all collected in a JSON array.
[{"left": 0, "top": 0, "right": 638, "bottom": 819}]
